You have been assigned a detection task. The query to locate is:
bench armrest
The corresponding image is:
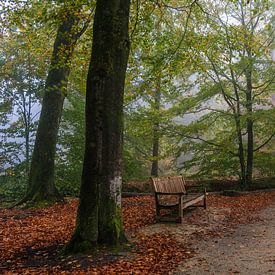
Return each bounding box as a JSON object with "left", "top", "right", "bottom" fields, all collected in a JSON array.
[{"left": 155, "top": 192, "right": 186, "bottom": 196}]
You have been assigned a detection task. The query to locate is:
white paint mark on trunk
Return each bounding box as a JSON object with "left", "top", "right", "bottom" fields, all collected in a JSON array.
[{"left": 110, "top": 176, "right": 122, "bottom": 207}]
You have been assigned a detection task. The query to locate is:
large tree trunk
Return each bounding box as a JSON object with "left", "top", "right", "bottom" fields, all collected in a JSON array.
[
  {"left": 66, "top": 0, "right": 130, "bottom": 253},
  {"left": 151, "top": 77, "right": 161, "bottom": 177},
  {"left": 24, "top": 8, "right": 82, "bottom": 203}
]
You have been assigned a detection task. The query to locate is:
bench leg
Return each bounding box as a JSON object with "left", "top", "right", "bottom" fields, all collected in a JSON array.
[
  {"left": 155, "top": 194, "right": 161, "bottom": 221},
  {"left": 156, "top": 204, "right": 161, "bottom": 221},
  {"left": 178, "top": 196, "right": 183, "bottom": 223},
  {"left": 204, "top": 188, "right": 207, "bottom": 209}
]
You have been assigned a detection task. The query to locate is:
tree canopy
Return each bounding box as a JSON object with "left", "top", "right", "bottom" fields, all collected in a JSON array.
[{"left": 0, "top": 0, "right": 274, "bottom": 198}]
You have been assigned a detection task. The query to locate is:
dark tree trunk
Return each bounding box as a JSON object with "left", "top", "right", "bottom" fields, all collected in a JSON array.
[
  {"left": 66, "top": 0, "right": 130, "bottom": 252},
  {"left": 24, "top": 8, "right": 82, "bottom": 203},
  {"left": 235, "top": 116, "right": 246, "bottom": 184},
  {"left": 245, "top": 68, "right": 253, "bottom": 185},
  {"left": 25, "top": 126, "right": 30, "bottom": 176},
  {"left": 230, "top": 68, "right": 246, "bottom": 185},
  {"left": 25, "top": 54, "right": 32, "bottom": 177},
  {"left": 151, "top": 78, "right": 161, "bottom": 177},
  {"left": 151, "top": 131, "right": 159, "bottom": 177},
  {"left": 232, "top": 103, "right": 246, "bottom": 184},
  {"left": 21, "top": 92, "right": 30, "bottom": 177}
]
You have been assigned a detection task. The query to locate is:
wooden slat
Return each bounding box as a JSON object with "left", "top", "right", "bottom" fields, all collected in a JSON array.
[
  {"left": 151, "top": 176, "right": 186, "bottom": 194},
  {"left": 182, "top": 193, "right": 204, "bottom": 203},
  {"left": 182, "top": 194, "right": 205, "bottom": 209}
]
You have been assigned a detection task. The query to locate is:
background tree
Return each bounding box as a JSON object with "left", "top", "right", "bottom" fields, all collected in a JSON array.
[
  {"left": 124, "top": 0, "right": 199, "bottom": 177},
  {"left": 0, "top": 45, "right": 44, "bottom": 175},
  {"left": 56, "top": 91, "right": 85, "bottom": 196},
  {"left": 173, "top": 0, "right": 275, "bottom": 184},
  {"left": 0, "top": 0, "right": 50, "bottom": 197},
  {"left": 23, "top": 1, "right": 92, "bottom": 203},
  {"left": 1, "top": 0, "right": 274, "bottom": 203}
]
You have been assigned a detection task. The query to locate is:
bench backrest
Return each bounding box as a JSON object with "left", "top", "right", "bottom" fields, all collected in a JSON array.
[{"left": 151, "top": 176, "right": 187, "bottom": 194}]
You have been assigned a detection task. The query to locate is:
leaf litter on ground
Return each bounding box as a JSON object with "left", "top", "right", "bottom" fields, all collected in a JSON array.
[{"left": 0, "top": 192, "right": 274, "bottom": 274}]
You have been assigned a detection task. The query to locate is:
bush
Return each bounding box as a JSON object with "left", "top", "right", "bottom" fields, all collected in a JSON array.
[{"left": 0, "top": 174, "right": 26, "bottom": 200}]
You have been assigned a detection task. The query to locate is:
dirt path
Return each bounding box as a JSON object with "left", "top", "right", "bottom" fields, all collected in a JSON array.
[{"left": 176, "top": 204, "right": 275, "bottom": 274}]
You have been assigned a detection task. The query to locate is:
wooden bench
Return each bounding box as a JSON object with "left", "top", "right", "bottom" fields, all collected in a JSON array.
[{"left": 151, "top": 175, "right": 206, "bottom": 223}]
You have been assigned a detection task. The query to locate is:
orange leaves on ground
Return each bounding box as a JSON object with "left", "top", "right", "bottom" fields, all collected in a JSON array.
[
  {"left": 0, "top": 201, "right": 77, "bottom": 272},
  {"left": 0, "top": 192, "right": 274, "bottom": 274},
  {"left": 96, "top": 234, "right": 193, "bottom": 275},
  {"left": 0, "top": 196, "right": 157, "bottom": 274},
  {"left": 208, "top": 192, "right": 275, "bottom": 224},
  {"left": 122, "top": 196, "right": 155, "bottom": 231}
]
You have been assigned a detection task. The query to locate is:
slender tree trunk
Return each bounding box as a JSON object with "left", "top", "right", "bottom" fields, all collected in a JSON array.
[
  {"left": 151, "top": 77, "right": 161, "bottom": 177},
  {"left": 229, "top": 67, "right": 246, "bottom": 185},
  {"left": 25, "top": 53, "right": 32, "bottom": 177},
  {"left": 151, "top": 130, "right": 159, "bottom": 176},
  {"left": 234, "top": 114, "right": 246, "bottom": 184},
  {"left": 25, "top": 127, "right": 30, "bottom": 176},
  {"left": 240, "top": 5, "right": 254, "bottom": 186},
  {"left": 21, "top": 91, "right": 30, "bottom": 177},
  {"left": 24, "top": 8, "right": 82, "bottom": 203},
  {"left": 66, "top": 0, "right": 130, "bottom": 253},
  {"left": 245, "top": 67, "right": 253, "bottom": 185}
]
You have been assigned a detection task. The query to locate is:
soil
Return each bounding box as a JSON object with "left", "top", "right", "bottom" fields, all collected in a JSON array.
[{"left": 176, "top": 204, "right": 275, "bottom": 274}]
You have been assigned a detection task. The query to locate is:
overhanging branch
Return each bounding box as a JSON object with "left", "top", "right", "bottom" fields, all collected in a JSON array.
[{"left": 254, "top": 132, "right": 275, "bottom": 152}]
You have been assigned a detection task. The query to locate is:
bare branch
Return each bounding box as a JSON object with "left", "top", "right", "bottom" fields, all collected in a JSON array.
[{"left": 254, "top": 132, "right": 275, "bottom": 152}]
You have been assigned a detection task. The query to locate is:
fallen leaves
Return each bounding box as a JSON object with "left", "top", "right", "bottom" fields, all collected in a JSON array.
[
  {"left": 0, "top": 191, "right": 274, "bottom": 274},
  {"left": 208, "top": 192, "right": 275, "bottom": 225},
  {"left": 122, "top": 196, "right": 155, "bottom": 231}
]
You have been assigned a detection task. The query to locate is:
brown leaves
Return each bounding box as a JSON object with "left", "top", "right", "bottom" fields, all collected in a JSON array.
[
  {"left": 101, "top": 233, "right": 193, "bottom": 275},
  {"left": 207, "top": 192, "right": 275, "bottom": 225},
  {"left": 0, "top": 192, "right": 274, "bottom": 274},
  {"left": 122, "top": 196, "right": 155, "bottom": 231}
]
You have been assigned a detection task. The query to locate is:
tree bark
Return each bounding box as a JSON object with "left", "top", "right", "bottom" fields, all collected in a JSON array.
[
  {"left": 66, "top": 0, "right": 130, "bottom": 252},
  {"left": 245, "top": 66, "right": 254, "bottom": 185},
  {"left": 151, "top": 77, "right": 161, "bottom": 177},
  {"left": 24, "top": 7, "right": 82, "bottom": 203},
  {"left": 234, "top": 114, "right": 246, "bottom": 184}
]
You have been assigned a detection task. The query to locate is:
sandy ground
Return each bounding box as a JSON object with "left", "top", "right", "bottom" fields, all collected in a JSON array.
[
  {"left": 139, "top": 195, "right": 275, "bottom": 275},
  {"left": 175, "top": 204, "right": 275, "bottom": 275}
]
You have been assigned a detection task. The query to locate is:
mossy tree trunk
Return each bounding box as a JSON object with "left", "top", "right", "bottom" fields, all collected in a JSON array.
[
  {"left": 24, "top": 5, "right": 85, "bottom": 203},
  {"left": 66, "top": 0, "right": 130, "bottom": 252}
]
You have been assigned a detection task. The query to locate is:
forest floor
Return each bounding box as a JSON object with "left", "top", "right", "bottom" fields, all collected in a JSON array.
[
  {"left": 176, "top": 202, "right": 275, "bottom": 274},
  {"left": 0, "top": 191, "right": 274, "bottom": 274}
]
